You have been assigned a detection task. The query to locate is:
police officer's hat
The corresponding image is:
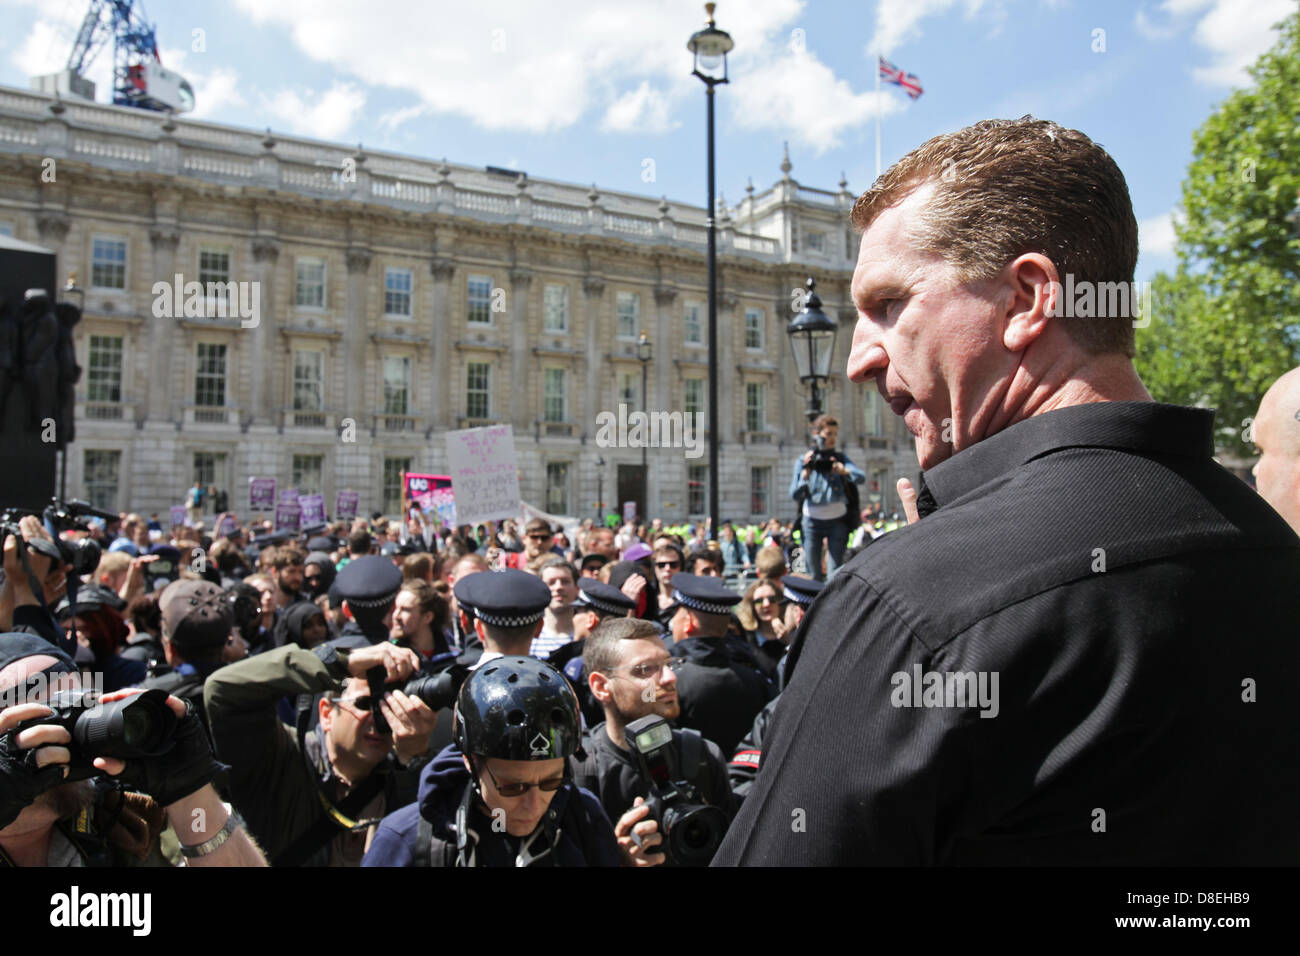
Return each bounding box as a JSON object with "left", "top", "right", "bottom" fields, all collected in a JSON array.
[
  {"left": 252, "top": 530, "right": 291, "bottom": 550},
  {"left": 781, "top": 575, "right": 824, "bottom": 607},
  {"left": 453, "top": 656, "right": 581, "bottom": 760},
  {"left": 575, "top": 578, "right": 637, "bottom": 617},
  {"left": 670, "top": 572, "right": 742, "bottom": 617},
  {"left": 334, "top": 555, "right": 402, "bottom": 612},
  {"left": 453, "top": 569, "right": 551, "bottom": 628}
]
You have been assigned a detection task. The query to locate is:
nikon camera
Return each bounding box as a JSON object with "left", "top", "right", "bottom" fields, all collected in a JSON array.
[{"left": 624, "top": 714, "right": 728, "bottom": 866}]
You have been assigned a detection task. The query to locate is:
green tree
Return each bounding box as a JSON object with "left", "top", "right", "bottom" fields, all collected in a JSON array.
[{"left": 1135, "top": 2, "right": 1300, "bottom": 453}]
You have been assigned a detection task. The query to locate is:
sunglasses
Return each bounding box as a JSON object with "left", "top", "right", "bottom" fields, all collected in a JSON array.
[
  {"left": 755, "top": 595, "right": 785, "bottom": 606},
  {"left": 655, "top": 561, "right": 681, "bottom": 569},
  {"left": 480, "top": 759, "right": 565, "bottom": 797},
  {"left": 333, "top": 695, "right": 379, "bottom": 713},
  {"left": 527, "top": 534, "right": 553, "bottom": 541}
]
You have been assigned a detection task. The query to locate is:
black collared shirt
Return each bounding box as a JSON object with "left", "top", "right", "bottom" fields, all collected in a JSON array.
[{"left": 714, "top": 402, "right": 1300, "bottom": 865}]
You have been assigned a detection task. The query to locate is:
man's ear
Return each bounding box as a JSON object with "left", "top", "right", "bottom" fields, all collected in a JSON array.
[
  {"left": 473, "top": 617, "right": 488, "bottom": 643},
  {"left": 1002, "top": 253, "right": 1059, "bottom": 353},
  {"left": 588, "top": 669, "right": 612, "bottom": 704},
  {"left": 318, "top": 695, "right": 333, "bottom": 731},
  {"left": 530, "top": 618, "right": 544, "bottom": 640},
  {"left": 684, "top": 610, "right": 699, "bottom": 637}
]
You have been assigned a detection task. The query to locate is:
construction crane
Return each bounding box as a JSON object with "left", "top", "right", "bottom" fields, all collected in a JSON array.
[{"left": 32, "top": 0, "right": 194, "bottom": 114}]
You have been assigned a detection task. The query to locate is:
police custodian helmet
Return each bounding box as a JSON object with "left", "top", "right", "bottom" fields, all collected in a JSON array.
[{"left": 453, "top": 657, "right": 582, "bottom": 761}]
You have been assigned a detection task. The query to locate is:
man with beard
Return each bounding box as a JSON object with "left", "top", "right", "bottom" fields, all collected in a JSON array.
[
  {"left": 268, "top": 545, "right": 310, "bottom": 614},
  {"left": 390, "top": 580, "right": 452, "bottom": 665},
  {"left": 571, "top": 617, "right": 735, "bottom": 866},
  {"left": 0, "top": 633, "right": 264, "bottom": 866}
]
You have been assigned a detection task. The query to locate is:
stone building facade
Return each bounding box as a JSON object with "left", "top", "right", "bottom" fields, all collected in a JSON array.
[{"left": 0, "top": 84, "right": 918, "bottom": 523}]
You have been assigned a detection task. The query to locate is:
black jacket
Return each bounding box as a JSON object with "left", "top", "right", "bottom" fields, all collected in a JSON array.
[
  {"left": 669, "top": 636, "right": 776, "bottom": 757},
  {"left": 715, "top": 402, "right": 1300, "bottom": 866},
  {"left": 728, "top": 696, "right": 779, "bottom": 805}
]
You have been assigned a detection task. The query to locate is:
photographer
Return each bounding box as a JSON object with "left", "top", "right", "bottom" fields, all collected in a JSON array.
[
  {"left": 0, "top": 515, "right": 71, "bottom": 654},
  {"left": 789, "top": 414, "right": 866, "bottom": 581},
  {"left": 0, "top": 633, "right": 264, "bottom": 866},
  {"left": 203, "top": 638, "right": 436, "bottom": 866},
  {"left": 362, "top": 655, "right": 621, "bottom": 867},
  {"left": 573, "top": 617, "right": 734, "bottom": 867}
]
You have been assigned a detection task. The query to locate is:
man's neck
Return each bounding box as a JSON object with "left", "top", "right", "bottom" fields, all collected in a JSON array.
[
  {"left": 408, "top": 626, "right": 435, "bottom": 656},
  {"left": 483, "top": 637, "right": 533, "bottom": 658},
  {"left": 276, "top": 588, "right": 295, "bottom": 609},
  {"left": 603, "top": 713, "right": 629, "bottom": 751},
  {"left": 544, "top": 608, "right": 574, "bottom": 633},
  {"left": 980, "top": 351, "right": 1152, "bottom": 443}
]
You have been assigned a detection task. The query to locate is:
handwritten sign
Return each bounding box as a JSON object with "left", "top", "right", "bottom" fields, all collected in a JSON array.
[
  {"left": 275, "top": 501, "right": 302, "bottom": 532},
  {"left": 446, "top": 425, "right": 521, "bottom": 526},
  {"left": 249, "top": 478, "right": 276, "bottom": 511},
  {"left": 335, "top": 490, "right": 359, "bottom": 521},
  {"left": 298, "top": 494, "right": 326, "bottom": 526}
]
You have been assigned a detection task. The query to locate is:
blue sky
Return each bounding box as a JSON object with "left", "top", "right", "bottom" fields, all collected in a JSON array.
[{"left": 2, "top": 0, "right": 1293, "bottom": 281}]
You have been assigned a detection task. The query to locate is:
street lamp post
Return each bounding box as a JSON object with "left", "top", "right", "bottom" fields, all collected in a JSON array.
[
  {"left": 636, "top": 330, "right": 652, "bottom": 521},
  {"left": 595, "top": 454, "right": 606, "bottom": 522},
  {"left": 688, "top": 2, "right": 733, "bottom": 542},
  {"left": 786, "top": 277, "right": 839, "bottom": 424}
]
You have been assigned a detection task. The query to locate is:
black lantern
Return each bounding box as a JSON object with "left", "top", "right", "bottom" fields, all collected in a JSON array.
[
  {"left": 787, "top": 277, "right": 838, "bottom": 422},
  {"left": 687, "top": 3, "right": 734, "bottom": 84}
]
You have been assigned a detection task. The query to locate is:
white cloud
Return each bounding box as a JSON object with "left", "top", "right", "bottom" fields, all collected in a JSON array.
[
  {"left": 377, "top": 104, "right": 427, "bottom": 134},
  {"left": 867, "top": 0, "right": 995, "bottom": 57},
  {"left": 601, "top": 81, "right": 678, "bottom": 134},
  {"left": 1133, "top": 0, "right": 1292, "bottom": 87},
  {"left": 158, "top": 48, "right": 246, "bottom": 120},
  {"left": 7, "top": 0, "right": 114, "bottom": 103},
  {"left": 1139, "top": 209, "right": 1179, "bottom": 258},
  {"left": 263, "top": 82, "right": 367, "bottom": 140}
]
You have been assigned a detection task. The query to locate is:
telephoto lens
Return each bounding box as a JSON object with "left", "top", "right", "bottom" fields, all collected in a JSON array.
[
  {"left": 58, "top": 688, "right": 179, "bottom": 759},
  {"left": 402, "top": 672, "right": 460, "bottom": 712}
]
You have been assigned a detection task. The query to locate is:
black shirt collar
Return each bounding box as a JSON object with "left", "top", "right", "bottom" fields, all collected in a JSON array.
[{"left": 917, "top": 402, "right": 1216, "bottom": 516}]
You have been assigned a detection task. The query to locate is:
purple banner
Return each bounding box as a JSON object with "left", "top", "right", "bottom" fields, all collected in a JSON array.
[
  {"left": 274, "top": 501, "right": 301, "bottom": 532},
  {"left": 298, "top": 494, "right": 326, "bottom": 526},
  {"left": 169, "top": 505, "right": 187, "bottom": 528},
  {"left": 335, "top": 490, "right": 359, "bottom": 521},
  {"left": 249, "top": 477, "right": 276, "bottom": 511}
]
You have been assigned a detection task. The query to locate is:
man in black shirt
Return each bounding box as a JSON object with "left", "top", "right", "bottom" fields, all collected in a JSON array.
[{"left": 715, "top": 117, "right": 1300, "bottom": 866}]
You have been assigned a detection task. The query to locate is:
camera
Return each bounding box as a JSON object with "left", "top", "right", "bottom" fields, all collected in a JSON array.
[
  {"left": 808, "top": 434, "right": 838, "bottom": 475},
  {"left": 624, "top": 714, "right": 728, "bottom": 866},
  {"left": 11, "top": 688, "right": 179, "bottom": 782},
  {"left": 363, "top": 662, "right": 468, "bottom": 734}
]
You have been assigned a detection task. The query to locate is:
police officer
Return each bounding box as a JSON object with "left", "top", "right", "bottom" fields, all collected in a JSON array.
[
  {"left": 571, "top": 617, "right": 734, "bottom": 866},
  {"left": 666, "top": 573, "right": 776, "bottom": 756},
  {"left": 328, "top": 555, "right": 403, "bottom": 649},
  {"left": 362, "top": 656, "right": 622, "bottom": 866},
  {"left": 728, "top": 696, "right": 778, "bottom": 807},
  {"left": 768, "top": 575, "right": 823, "bottom": 689},
  {"left": 451, "top": 569, "right": 552, "bottom": 667},
  {"left": 549, "top": 578, "right": 636, "bottom": 726}
]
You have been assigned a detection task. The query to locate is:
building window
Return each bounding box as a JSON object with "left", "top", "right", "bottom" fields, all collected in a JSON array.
[
  {"left": 87, "top": 335, "right": 123, "bottom": 403},
  {"left": 546, "top": 462, "right": 570, "bottom": 515},
  {"left": 91, "top": 237, "right": 127, "bottom": 290},
  {"left": 684, "top": 302, "right": 703, "bottom": 345},
  {"left": 544, "top": 368, "right": 566, "bottom": 422},
  {"left": 385, "top": 267, "right": 413, "bottom": 317},
  {"left": 751, "top": 466, "right": 770, "bottom": 516},
  {"left": 295, "top": 258, "right": 325, "bottom": 309},
  {"left": 293, "top": 350, "right": 324, "bottom": 411},
  {"left": 543, "top": 283, "right": 569, "bottom": 333},
  {"left": 193, "top": 452, "right": 227, "bottom": 491},
  {"left": 467, "top": 275, "right": 493, "bottom": 325},
  {"left": 618, "top": 371, "right": 637, "bottom": 411},
  {"left": 688, "top": 465, "right": 707, "bottom": 516},
  {"left": 384, "top": 457, "right": 411, "bottom": 516},
  {"left": 684, "top": 378, "right": 704, "bottom": 417},
  {"left": 746, "top": 382, "right": 766, "bottom": 432},
  {"left": 0, "top": 222, "right": 13, "bottom": 237},
  {"left": 199, "top": 248, "right": 230, "bottom": 285},
  {"left": 804, "top": 230, "right": 825, "bottom": 253},
  {"left": 616, "top": 292, "right": 639, "bottom": 339},
  {"left": 292, "top": 454, "right": 323, "bottom": 495},
  {"left": 194, "top": 343, "right": 227, "bottom": 407},
  {"left": 84, "top": 450, "right": 120, "bottom": 511},
  {"left": 467, "top": 361, "right": 491, "bottom": 419},
  {"left": 745, "top": 307, "right": 764, "bottom": 350},
  {"left": 384, "top": 356, "right": 412, "bottom": 415},
  {"left": 864, "top": 390, "right": 885, "bottom": 436}
]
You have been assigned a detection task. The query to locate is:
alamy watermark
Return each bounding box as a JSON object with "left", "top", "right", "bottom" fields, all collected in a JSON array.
[
  {"left": 0, "top": 669, "right": 104, "bottom": 712},
  {"left": 594, "top": 404, "right": 704, "bottom": 460},
  {"left": 890, "top": 664, "right": 999, "bottom": 718},
  {"left": 152, "top": 274, "right": 260, "bottom": 328},
  {"left": 1045, "top": 275, "right": 1151, "bottom": 328}
]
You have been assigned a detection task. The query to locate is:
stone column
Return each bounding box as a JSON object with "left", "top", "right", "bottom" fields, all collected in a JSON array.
[
  {"left": 343, "top": 247, "right": 372, "bottom": 421},
  {"left": 146, "top": 226, "right": 182, "bottom": 423},
  {"left": 508, "top": 268, "right": 533, "bottom": 430},
  {"left": 430, "top": 257, "right": 455, "bottom": 429},
  {"left": 249, "top": 237, "right": 280, "bottom": 425},
  {"left": 652, "top": 285, "right": 676, "bottom": 517},
  {"left": 581, "top": 276, "right": 605, "bottom": 435}
]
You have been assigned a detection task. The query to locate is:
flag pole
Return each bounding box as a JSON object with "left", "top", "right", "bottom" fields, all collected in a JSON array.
[{"left": 874, "top": 54, "right": 882, "bottom": 182}]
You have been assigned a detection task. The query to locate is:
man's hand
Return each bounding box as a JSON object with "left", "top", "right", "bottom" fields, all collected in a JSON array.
[
  {"left": 104, "top": 689, "right": 226, "bottom": 807},
  {"left": 771, "top": 617, "right": 789, "bottom": 643},
  {"left": 381, "top": 690, "right": 438, "bottom": 764},
  {"left": 619, "top": 573, "right": 647, "bottom": 604},
  {"left": 0, "top": 701, "right": 74, "bottom": 828},
  {"left": 615, "top": 797, "right": 665, "bottom": 867},
  {"left": 3, "top": 516, "right": 65, "bottom": 605},
  {"left": 345, "top": 643, "right": 418, "bottom": 683},
  {"left": 831, "top": 461, "right": 848, "bottom": 477},
  {"left": 120, "top": 553, "right": 159, "bottom": 602}
]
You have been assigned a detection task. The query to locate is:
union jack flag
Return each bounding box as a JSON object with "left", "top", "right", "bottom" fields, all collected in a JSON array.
[{"left": 878, "top": 57, "right": 923, "bottom": 100}]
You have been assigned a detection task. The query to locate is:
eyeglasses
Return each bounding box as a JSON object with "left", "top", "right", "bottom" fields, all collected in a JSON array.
[
  {"left": 479, "top": 759, "right": 565, "bottom": 797},
  {"left": 755, "top": 595, "right": 785, "bottom": 606},
  {"left": 527, "top": 533, "right": 553, "bottom": 541},
  {"left": 655, "top": 561, "right": 681, "bottom": 570},
  {"left": 333, "top": 695, "right": 377, "bottom": 713},
  {"left": 610, "top": 658, "right": 683, "bottom": 681}
]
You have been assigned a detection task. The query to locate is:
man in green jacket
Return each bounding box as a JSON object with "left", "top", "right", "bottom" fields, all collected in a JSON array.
[{"left": 204, "top": 640, "right": 437, "bottom": 866}]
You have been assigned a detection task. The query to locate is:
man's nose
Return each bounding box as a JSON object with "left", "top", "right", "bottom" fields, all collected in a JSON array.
[
  {"left": 660, "top": 666, "right": 677, "bottom": 688},
  {"left": 847, "top": 321, "right": 888, "bottom": 384}
]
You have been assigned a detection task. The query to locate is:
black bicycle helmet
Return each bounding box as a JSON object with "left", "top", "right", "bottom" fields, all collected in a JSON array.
[{"left": 453, "top": 656, "right": 581, "bottom": 760}]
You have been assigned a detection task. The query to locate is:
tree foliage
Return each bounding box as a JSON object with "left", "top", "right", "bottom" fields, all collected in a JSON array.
[{"left": 1134, "top": 3, "right": 1300, "bottom": 452}]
